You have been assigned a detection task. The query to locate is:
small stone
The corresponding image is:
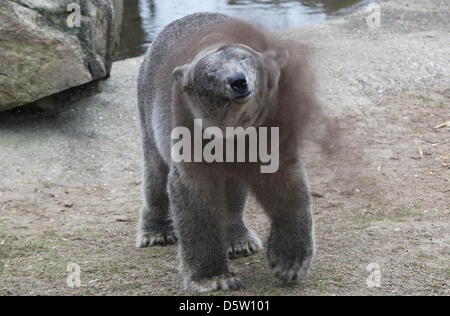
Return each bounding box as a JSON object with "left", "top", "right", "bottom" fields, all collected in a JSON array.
[
  {"left": 114, "top": 216, "right": 129, "bottom": 222},
  {"left": 89, "top": 280, "right": 100, "bottom": 286},
  {"left": 312, "top": 192, "right": 325, "bottom": 198},
  {"left": 64, "top": 202, "right": 73, "bottom": 208}
]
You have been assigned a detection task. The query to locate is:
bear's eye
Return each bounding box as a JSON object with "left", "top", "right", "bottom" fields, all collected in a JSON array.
[{"left": 206, "top": 70, "right": 218, "bottom": 81}]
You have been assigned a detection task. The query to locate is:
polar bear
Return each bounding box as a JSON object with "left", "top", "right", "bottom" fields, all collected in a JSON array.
[{"left": 136, "top": 12, "right": 316, "bottom": 292}]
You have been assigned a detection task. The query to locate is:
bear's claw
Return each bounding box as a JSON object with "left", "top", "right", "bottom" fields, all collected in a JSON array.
[
  {"left": 185, "top": 273, "right": 242, "bottom": 292},
  {"left": 136, "top": 231, "right": 177, "bottom": 248},
  {"left": 226, "top": 229, "right": 262, "bottom": 259},
  {"left": 269, "top": 252, "right": 313, "bottom": 283}
]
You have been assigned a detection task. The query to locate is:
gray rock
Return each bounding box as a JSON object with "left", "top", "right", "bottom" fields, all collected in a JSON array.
[{"left": 0, "top": 0, "right": 123, "bottom": 111}]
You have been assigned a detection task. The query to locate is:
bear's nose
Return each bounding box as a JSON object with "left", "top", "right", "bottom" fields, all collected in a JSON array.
[{"left": 228, "top": 73, "right": 249, "bottom": 96}]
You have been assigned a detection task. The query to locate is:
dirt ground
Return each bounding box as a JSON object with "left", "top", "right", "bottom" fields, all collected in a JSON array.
[{"left": 0, "top": 0, "right": 448, "bottom": 296}]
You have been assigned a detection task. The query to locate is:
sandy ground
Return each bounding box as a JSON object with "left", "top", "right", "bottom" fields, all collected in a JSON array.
[{"left": 0, "top": 0, "right": 448, "bottom": 295}]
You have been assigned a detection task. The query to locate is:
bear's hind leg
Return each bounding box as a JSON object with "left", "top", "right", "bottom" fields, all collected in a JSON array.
[{"left": 225, "top": 180, "right": 262, "bottom": 259}]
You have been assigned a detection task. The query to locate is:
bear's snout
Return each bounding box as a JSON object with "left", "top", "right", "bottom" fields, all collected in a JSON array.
[{"left": 228, "top": 73, "right": 251, "bottom": 99}]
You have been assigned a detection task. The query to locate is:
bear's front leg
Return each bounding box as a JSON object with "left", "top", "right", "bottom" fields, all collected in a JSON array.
[
  {"left": 168, "top": 166, "right": 242, "bottom": 292},
  {"left": 250, "top": 160, "right": 315, "bottom": 282}
]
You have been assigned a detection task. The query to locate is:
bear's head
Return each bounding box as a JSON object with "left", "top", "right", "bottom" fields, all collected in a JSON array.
[{"left": 173, "top": 44, "right": 289, "bottom": 129}]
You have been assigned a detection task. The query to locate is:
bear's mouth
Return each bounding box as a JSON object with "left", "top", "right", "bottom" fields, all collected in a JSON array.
[{"left": 233, "top": 90, "right": 253, "bottom": 103}]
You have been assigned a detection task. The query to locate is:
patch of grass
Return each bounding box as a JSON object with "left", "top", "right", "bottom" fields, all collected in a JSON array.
[
  {"left": 442, "top": 267, "right": 450, "bottom": 280},
  {"left": 0, "top": 237, "right": 46, "bottom": 260},
  {"left": 310, "top": 265, "right": 345, "bottom": 283},
  {"left": 136, "top": 247, "right": 179, "bottom": 272},
  {"left": 0, "top": 236, "right": 67, "bottom": 280},
  {"left": 422, "top": 209, "right": 450, "bottom": 220},
  {"left": 107, "top": 281, "right": 143, "bottom": 293},
  {"left": 29, "top": 253, "right": 67, "bottom": 280},
  {"left": 410, "top": 261, "right": 449, "bottom": 284},
  {"left": 347, "top": 204, "right": 419, "bottom": 225}
]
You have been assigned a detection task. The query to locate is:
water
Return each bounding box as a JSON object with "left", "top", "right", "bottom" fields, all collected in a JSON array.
[{"left": 116, "top": 0, "right": 369, "bottom": 61}]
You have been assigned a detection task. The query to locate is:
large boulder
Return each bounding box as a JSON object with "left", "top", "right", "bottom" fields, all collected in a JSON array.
[{"left": 0, "top": 0, "right": 123, "bottom": 111}]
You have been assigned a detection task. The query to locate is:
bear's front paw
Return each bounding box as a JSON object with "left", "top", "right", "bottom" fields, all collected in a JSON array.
[
  {"left": 136, "top": 230, "right": 177, "bottom": 248},
  {"left": 268, "top": 245, "right": 314, "bottom": 283},
  {"left": 185, "top": 273, "right": 242, "bottom": 293},
  {"left": 226, "top": 229, "right": 262, "bottom": 259}
]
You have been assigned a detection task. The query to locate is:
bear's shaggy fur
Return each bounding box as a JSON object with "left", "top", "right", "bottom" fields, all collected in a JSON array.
[{"left": 136, "top": 12, "right": 324, "bottom": 292}]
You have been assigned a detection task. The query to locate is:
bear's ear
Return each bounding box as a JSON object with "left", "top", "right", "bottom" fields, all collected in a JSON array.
[
  {"left": 263, "top": 49, "right": 290, "bottom": 69},
  {"left": 173, "top": 64, "right": 189, "bottom": 86}
]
